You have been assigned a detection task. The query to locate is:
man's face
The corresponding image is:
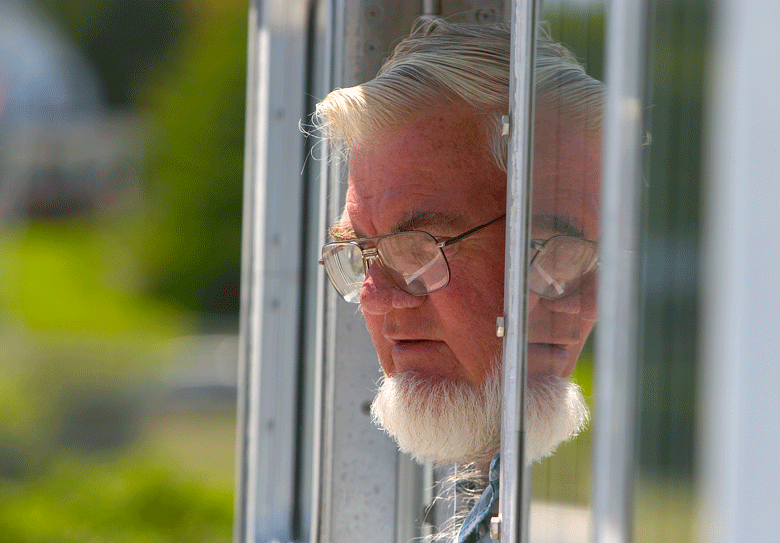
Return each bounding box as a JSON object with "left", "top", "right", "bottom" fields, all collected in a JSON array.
[
  {"left": 345, "top": 109, "right": 507, "bottom": 388},
  {"left": 344, "top": 104, "right": 600, "bottom": 388}
]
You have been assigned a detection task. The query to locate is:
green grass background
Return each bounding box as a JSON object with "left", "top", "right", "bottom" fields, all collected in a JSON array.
[{"left": 0, "top": 221, "right": 235, "bottom": 543}]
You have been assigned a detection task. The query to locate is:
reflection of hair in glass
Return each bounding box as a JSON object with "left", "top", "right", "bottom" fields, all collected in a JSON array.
[{"left": 313, "top": 18, "right": 604, "bottom": 172}]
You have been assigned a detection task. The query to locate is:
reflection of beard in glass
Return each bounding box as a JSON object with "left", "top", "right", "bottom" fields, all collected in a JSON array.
[{"left": 370, "top": 363, "right": 588, "bottom": 465}]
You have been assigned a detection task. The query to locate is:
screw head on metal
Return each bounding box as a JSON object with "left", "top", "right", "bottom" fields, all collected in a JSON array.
[
  {"left": 501, "top": 115, "right": 510, "bottom": 136},
  {"left": 490, "top": 515, "right": 501, "bottom": 540}
]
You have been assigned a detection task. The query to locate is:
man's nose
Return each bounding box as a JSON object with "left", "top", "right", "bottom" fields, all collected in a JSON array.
[
  {"left": 539, "top": 289, "right": 582, "bottom": 314},
  {"left": 359, "top": 261, "right": 425, "bottom": 314},
  {"left": 539, "top": 272, "right": 598, "bottom": 320}
]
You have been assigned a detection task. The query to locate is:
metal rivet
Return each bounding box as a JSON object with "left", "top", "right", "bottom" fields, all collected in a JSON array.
[
  {"left": 496, "top": 316, "right": 505, "bottom": 337},
  {"left": 490, "top": 515, "right": 501, "bottom": 540}
]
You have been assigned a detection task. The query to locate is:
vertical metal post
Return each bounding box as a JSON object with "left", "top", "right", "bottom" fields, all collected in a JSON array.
[
  {"left": 308, "top": 0, "right": 333, "bottom": 540},
  {"left": 422, "top": 0, "right": 441, "bottom": 16},
  {"left": 700, "top": 1, "right": 780, "bottom": 542},
  {"left": 234, "top": 1, "right": 311, "bottom": 542},
  {"left": 314, "top": 3, "right": 425, "bottom": 543},
  {"left": 501, "top": 1, "right": 538, "bottom": 542},
  {"left": 591, "top": 0, "right": 647, "bottom": 541}
]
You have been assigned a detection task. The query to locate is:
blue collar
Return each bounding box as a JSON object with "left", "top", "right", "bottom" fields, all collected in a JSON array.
[{"left": 456, "top": 453, "right": 500, "bottom": 543}]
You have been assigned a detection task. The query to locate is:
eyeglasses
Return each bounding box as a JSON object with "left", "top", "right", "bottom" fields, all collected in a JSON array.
[
  {"left": 320, "top": 214, "right": 505, "bottom": 303},
  {"left": 528, "top": 236, "right": 598, "bottom": 300},
  {"left": 320, "top": 213, "right": 598, "bottom": 303}
]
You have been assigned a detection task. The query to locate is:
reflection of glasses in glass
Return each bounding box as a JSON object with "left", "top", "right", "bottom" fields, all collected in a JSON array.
[
  {"left": 320, "top": 213, "right": 598, "bottom": 303},
  {"left": 528, "top": 236, "right": 598, "bottom": 300}
]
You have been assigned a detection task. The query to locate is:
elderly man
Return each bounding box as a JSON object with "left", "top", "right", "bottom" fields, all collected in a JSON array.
[{"left": 316, "top": 19, "right": 602, "bottom": 542}]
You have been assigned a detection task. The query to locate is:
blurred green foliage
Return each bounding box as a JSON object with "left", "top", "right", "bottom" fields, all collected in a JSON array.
[
  {"left": 543, "top": 4, "right": 605, "bottom": 82},
  {"left": 137, "top": 2, "right": 247, "bottom": 315},
  {"left": 34, "top": 0, "right": 185, "bottom": 106},
  {"left": 0, "top": 456, "right": 232, "bottom": 543},
  {"left": 2, "top": 1, "right": 246, "bottom": 540},
  {"left": 35, "top": 0, "right": 247, "bottom": 316},
  {"left": 0, "top": 222, "right": 186, "bottom": 335},
  {"left": 0, "top": 322, "right": 235, "bottom": 541},
  {"left": 0, "top": 219, "right": 188, "bottom": 475}
]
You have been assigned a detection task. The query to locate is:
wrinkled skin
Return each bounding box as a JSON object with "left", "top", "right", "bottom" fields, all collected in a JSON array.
[{"left": 344, "top": 102, "right": 600, "bottom": 388}]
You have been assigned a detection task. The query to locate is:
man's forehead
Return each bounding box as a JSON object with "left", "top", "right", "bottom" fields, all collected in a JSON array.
[
  {"left": 344, "top": 150, "right": 506, "bottom": 237},
  {"left": 531, "top": 107, "right": 601, "bottom": 239},
  {"left": 533, "top": 109, "right": 601, "bottom": 194},
  {"left": 531, "top": 188, "right": 600, "bottom": 240}
]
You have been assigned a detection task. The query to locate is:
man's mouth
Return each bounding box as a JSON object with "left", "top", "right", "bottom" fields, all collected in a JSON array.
[
  {"left": 393, "top": 338, "right": 439, "bottom": 346},
  {"left": 527, "top": 342, "right": 571, "bottom": 358},
  {"left": 391, "top": 338, "right": 445, "bottom": 353}
]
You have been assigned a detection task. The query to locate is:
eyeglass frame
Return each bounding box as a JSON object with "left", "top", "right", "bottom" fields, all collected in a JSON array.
[
  {"left": 319, "top": 213, "right": 598, "bottom": 301},
  {"left": 528, "top": 235, "right": 599, "bottom": 299},
  {"left": 319, "top": 214, "right": 505, "bottom": 298}
]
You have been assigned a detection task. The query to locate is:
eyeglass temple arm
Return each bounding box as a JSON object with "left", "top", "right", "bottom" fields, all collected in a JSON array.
[{"left": 438, "top": 214, "right": 507, "bottom": 248}]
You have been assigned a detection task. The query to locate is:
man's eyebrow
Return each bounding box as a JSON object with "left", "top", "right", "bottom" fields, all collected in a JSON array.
[
  {"left": 392, "top": 211, "right": 466, "bottom": 234},
  {"left": 328, "top": 221, "right": 356, "bottom": 241},
  {"left": 327, "top": 211, "right": 466, "bottom": 241},
  {"left": 531, "top": 214, "right": 584, "bottom": 238}
]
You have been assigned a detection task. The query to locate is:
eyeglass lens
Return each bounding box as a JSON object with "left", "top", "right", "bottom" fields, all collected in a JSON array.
[
  {"left": 321, "top": 243, "right": 364, "bottom": 303},
  {"left": 322, "top": 231, "right": 450, "bottom": 302},
  {"left": 323, "top": 233, "right": 597, "bottom": 303},
  {"left": 377, "top": 232, "right": 449, "bottom": 295},
  {"left": 528, "top": 236, "right": 598, "bottom": 300}
]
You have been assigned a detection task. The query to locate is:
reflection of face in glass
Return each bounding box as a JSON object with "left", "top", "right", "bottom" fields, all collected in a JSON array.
[{"left": 527, "top": 101, "right": 601, "bottom": 381}]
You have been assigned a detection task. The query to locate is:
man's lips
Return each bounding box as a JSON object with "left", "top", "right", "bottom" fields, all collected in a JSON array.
[
  {"left": 391, "top": 338, "right": 441, "bottom": 345},
  {"left": 527, "top": 342, "right": 571, "bottom": 358},
  {"left": 390, "top": 338, "right": 445, "bottom": 354}
]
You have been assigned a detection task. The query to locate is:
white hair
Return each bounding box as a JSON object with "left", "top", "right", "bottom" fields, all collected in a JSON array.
[
  {"left": 371, "top": 370, "right": 502, "bottom": 466},
  {"left": 313, "top": 18, "right": 604, "bottom": 172},
  {"left": 371, "top": 368, "right": 588, "bottom": 467},
  {"left": 371, "top": 367, "right": 589, "bottom": 542}
]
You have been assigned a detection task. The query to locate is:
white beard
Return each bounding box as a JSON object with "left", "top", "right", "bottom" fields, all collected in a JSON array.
[
  {"left": 524, "top": 374, "right": 589, "bottom": 463},
  {"left": 370, "top": 368, "right": 588, "bottom": 465}
]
